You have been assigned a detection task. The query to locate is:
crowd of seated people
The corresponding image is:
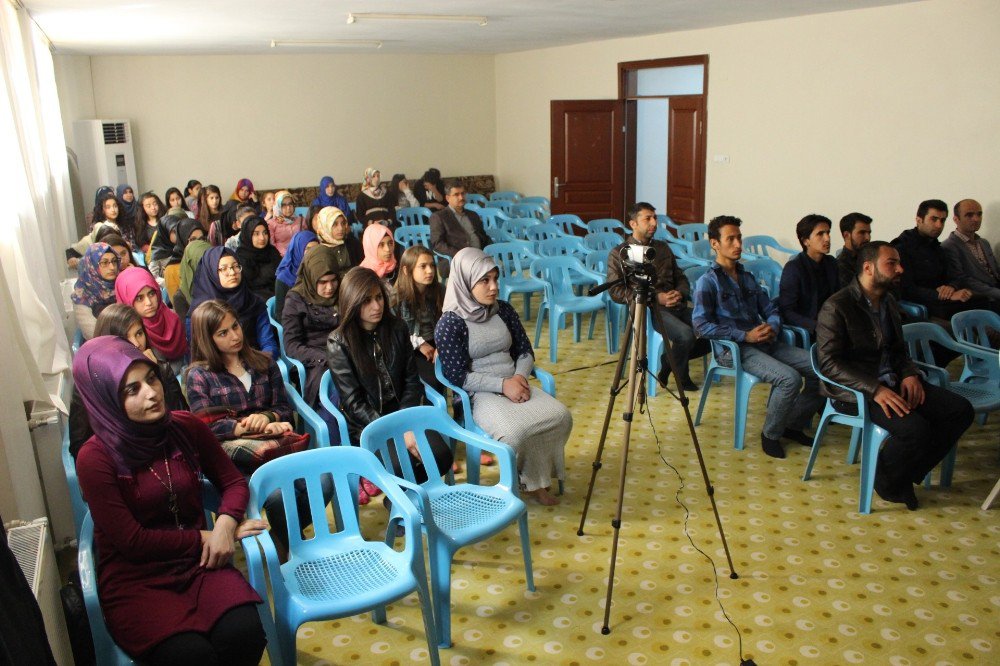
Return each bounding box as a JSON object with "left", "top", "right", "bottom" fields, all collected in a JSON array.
[
  {"left": 65, "top": 170, "right": 577, "bottom": 661},
  {"left": 64, "top": 168, "right": 998, "bottom": 659}
]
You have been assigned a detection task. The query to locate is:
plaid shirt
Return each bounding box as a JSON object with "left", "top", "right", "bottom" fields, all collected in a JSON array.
[
  {"left": 692, "top": 262, "right": 781, "bottom": 342},
  {"left": 185, "top": 360, "right": 292, "bottom": 439}
]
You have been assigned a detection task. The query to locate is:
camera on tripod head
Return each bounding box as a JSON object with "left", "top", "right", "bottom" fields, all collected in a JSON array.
[{"left": 622, "top": 244, "right": 657, "bottom": 283}]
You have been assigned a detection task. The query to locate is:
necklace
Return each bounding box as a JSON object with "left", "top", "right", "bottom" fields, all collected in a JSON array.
[{"left": 147, "top": 455, "right": 181, "bottom": 529}]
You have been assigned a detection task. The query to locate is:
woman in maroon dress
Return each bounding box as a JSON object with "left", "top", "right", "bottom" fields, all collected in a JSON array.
[{"left": 73, "top": 336, "right": 267, "bottom": 664}]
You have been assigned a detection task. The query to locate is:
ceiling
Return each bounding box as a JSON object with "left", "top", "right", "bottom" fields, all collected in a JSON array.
[{"left": 26, "top": 0, "right": 919, "bottom": 56}]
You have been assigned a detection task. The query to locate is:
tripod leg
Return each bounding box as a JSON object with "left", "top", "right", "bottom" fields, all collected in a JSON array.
[
  {"left": 577, "top": 306, "right": 635, "bottom": 536},
  {"left": 601, "top": 299, "right": 647, "bottom": 634}
]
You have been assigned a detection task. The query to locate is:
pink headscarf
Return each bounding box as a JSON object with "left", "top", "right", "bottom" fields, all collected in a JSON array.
[
  {"left": 114, "top": 267, "right": 188, "bottom": 360},
  {"left": 359, "top": 224, "right": 397, "bottom": 278}
]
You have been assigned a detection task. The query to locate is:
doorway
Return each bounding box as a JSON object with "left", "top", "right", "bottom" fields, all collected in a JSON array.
[{"left": 620, "top": 56, "right": 708, "bottom": 223}]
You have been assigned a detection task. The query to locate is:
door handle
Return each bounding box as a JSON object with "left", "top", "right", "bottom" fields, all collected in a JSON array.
[{"left": 553, "top": 177, "right": 561, "bottom": 199}]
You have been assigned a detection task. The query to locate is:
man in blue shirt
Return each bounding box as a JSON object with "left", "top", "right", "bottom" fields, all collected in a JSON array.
[{"left": 693, "top": 215, "right": 823, "bottom": 459}]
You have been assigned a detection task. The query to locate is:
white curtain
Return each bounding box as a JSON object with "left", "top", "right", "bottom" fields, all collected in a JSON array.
[{"left": 0, "top": 1, "right": 76, "bottom": 409}]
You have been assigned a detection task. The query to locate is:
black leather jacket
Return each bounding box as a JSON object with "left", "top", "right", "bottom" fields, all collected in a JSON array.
[
  {"left": 326, "top": 317, "right": 422, "bottom": 442},
  {"left": 815, "top": 279, "right": 919, "bottom": 403}
]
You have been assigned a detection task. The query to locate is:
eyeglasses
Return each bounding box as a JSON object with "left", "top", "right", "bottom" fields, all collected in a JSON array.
[
  {"left": 218, "top": 263, "right": 243, "bottom": 274},
  {"left": 98, "top": 259, "right": 118, "bottom": 268},
  {"left": 281, "top": 202, "right": 296, "bottom": 208}
]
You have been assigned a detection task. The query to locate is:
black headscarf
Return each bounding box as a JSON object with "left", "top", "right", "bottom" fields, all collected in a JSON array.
[
  {"left": 149, "top": 214, "right": 187, "bottom": 263},
  {"left": 189, "top": 246, "right": 266, "bottom": 324}
]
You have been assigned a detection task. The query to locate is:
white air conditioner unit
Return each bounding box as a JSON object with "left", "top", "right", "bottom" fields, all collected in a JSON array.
[
  {"left": 72, "top": 119, "right": 139, "bottom": 203},
  {"left": 7, "top": 518, "right": 74, "bottom": 665}
]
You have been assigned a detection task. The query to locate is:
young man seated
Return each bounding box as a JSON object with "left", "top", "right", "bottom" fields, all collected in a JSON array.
[
  {"left": 778, "top": 214, "right": 838, "bottom": 337},
  {"left": 816, "top": 241, "right": 974, "bottom": 509},
  {"left": 692, "top": 215, "right": 823, "bottom": 459}
]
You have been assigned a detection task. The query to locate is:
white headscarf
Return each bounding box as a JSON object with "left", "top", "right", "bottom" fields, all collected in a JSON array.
[{"left": 442, "top": 247, "right": 499, "bottom": 324}]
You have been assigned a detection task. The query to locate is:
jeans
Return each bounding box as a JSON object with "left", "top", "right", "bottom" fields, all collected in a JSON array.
[
  {"left": 737, "top": 340, "right": 823, "bottom": 440},
  {"left": 866, "top": 380, "right": 974, "bottom": 486},
  {"left": 649, "top": 305, "right": 699, "bottom": 381}
]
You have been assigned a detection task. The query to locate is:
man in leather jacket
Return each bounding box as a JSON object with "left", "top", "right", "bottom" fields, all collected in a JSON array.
[{"left": 816, "top": 241, "right": 974, "bottom": 510}]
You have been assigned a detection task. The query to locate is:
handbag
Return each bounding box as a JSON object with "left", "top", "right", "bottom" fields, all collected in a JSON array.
[{"left": 195, "top": 407, "right": 310, "bottom": 472}]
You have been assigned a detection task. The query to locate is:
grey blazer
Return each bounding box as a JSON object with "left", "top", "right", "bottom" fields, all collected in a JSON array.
[
  {"left": 941, "top": 230, "right": 1000, "bottom": 302},
  {"left": 429, "top": 207, "right": 491, "bottom": 259}
]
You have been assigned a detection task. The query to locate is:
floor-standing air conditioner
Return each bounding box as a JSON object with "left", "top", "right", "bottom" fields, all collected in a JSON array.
[
  {"left": 7, "top": 518, "right": 74, "bottom": 665},
  {"left": 72, "top": 119, "right": 138, "bottom": 203}
]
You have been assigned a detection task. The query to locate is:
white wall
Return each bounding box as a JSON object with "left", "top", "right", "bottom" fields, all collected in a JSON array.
[
  {"left": 56, "top": 53, "right": 497, "bottom": 197},
  {"left": 495, "top": 0, "right": 1000, "bottom": 250}
]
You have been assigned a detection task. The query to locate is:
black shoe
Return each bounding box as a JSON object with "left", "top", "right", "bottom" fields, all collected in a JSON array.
[
  {"left": 901, "top": 484, "right": 919, "bottom": 511},
  {"left": 680, "top": 377, "right": 699, "bottom": 392},
  {"left": 761, "top": 434, "right": 786, "bottom": 459},
  {"left": 657, "top": 366, "right": 672, "bottom": 388},
  {"left": 874, "top": 467, "right": 917, "bottom": 509},
  {"left": 782, "top": 429, "right": 813, "bottom": 447}
]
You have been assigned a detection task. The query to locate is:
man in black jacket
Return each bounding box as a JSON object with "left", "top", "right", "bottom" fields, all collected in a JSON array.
[
  {"left": 778, "top": 214, "right": 839, "bottom": 336},
  {"left": 836, "top": 212, "right": 872, "bottom": 288},
  {"left": 429, "top": 181, "right": 491, "bottom": 278},
  {"left": 890, "top": 199, "right": 989, "bottom": 319},
  {"left": 816, "top": 241, "right": 974, "bottom": 510}
]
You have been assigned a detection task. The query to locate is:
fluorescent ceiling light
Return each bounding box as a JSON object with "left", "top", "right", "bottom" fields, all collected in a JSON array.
[
  {"left": 346, "top": 12, "right": 488, "bottom": 27},
  {"left": 270, "top": 39, "right": 382, "bottom": 49}
]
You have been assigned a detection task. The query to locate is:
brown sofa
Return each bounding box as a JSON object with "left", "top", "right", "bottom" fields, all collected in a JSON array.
[{"left": 281, "top": 174, "right": 497, "bottom": 210}]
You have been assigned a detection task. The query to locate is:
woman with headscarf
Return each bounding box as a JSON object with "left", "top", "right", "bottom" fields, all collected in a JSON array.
[
  {"left": 147, "top": 212, "right": 187, "bottom": 278},
  {"left": 435, "top": 248, "right": 572, "bottom": 506},
  {"left": 234, "top": 216, "right": 282, "bottom": 300},
  {"left": 161, "top": 218, "right": 205, "bottom": 300},
  {"left": 72, "top": 243, "right": 121, "bottom": 339},
  {"left": 72, "top": 336, "right": 267, "bottom": 665},
  {"left": 359, "top": 222, "right": 400, "bottom": 284},
  {"left": 177, "top": 224, "right": 212, "bottom": 320},
  {"left": 189, "top": 246, "right": 278, "bottom": 358},
  {"left": 219, "top": 178, "right": 261, "bottom": 237},
  {"left": 282, "top": 247, "right": 340, "bottom": 406},
  {"left": 116, "top": 266, "right": 188, "bottom": 369},
  {"left": 326, "top": 267, "right": 453, "bottom": 504},
  {"left": 68, "top": 191, "right": 123, "bottom": 268},
  {"left": 310, "top": 176, "right": 356, "bottom": 226},
  {"left": 313, "top": 206, "right": 362, "bottom": 278},
  {"left": 267, "top": 191, "right": 306, "bottom": 256},
  {"left": 273, "top": 230, "right": 318, "bottom": 317},
  {"left": 95, "top": 231, "right": 134, "bottom": 271},
  {"left": 354, "top": 167, "right": 396, "bottom": 226},
  {"left": 115, "top": 184, "right": 138, "bottom": 228}
]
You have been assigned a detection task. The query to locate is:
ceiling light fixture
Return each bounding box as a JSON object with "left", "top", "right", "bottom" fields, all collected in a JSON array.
[
  {"left": 270, "top": 39, "right": 383, "bottom": 49},
  {"left": 346, "top": 12, "right": 488, "bottom": 27}
]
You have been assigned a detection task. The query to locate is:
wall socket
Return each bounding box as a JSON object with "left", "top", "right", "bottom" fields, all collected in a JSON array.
[{"left": 713, "top": 154, "right": 731, "bottom": 164}]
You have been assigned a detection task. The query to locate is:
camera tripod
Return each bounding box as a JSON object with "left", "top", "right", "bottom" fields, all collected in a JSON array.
[{"left": 579, "top": 270, "right": 739, "bottom": 634}]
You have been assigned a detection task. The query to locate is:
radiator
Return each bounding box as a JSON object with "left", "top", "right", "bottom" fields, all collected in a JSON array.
[{"left": 7, "top": 518, "right": 75, "bottom": 665}]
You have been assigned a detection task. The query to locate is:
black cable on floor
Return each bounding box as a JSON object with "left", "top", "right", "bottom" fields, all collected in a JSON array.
[{"left": 643, "top": 403, "right": 757, "bottom": 666}]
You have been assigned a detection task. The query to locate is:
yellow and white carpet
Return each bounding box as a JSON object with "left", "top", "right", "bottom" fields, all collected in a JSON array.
[{"left": 283, "top": 312, "right": 999, "bottom": 665}]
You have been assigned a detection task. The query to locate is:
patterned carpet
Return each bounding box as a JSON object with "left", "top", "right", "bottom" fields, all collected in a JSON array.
[{"left": 276, "top": 308, "right": 1000, "bottom": 666}]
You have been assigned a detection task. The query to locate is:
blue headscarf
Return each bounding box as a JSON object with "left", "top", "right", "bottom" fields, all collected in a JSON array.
[
  {"left": 275, "top": 230, "right": 318, "bottom": 287},
  {"left": 189, "top": 246, "right": 266, "bottom": 324},
  {"left": 316, "top": 176, "right": 338, "bottom": 207},
  {"left": 71, "top": 243, "right": 119, "bottom": 310},
  {"left": 115, "top": 183, "right": 137, "bottom": 220}
]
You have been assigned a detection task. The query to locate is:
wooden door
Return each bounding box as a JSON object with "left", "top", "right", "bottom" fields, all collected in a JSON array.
[
  {"left": 666, "top": 95, "right": 706, "bottom": 223},
  {"left": 550, "top": 100, "right": 625, "bottom": 221}
]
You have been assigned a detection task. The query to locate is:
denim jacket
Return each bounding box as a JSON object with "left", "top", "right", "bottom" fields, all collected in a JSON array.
[{"left": 692, "top": 262, "right": 781, "bottom": 342}]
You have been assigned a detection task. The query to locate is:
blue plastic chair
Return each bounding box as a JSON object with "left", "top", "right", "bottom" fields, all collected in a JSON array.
[
  {"left": 465, "top": 193, "right": 488, "bottom": 206},
  {"left": 951, "top": 309, "right": 1000, "bottom": 383},
  {"left": 904, "top": 322, "right": 999, "bottom": 433},
  {"left": 348, "top": 201, "right": 357, "bottom": 213},
  {"left": 898, "top": 300, "right": 928, "bottom": 320},
  {"left": 587, "top": 219, "right": 626, "bottom": 234},
  {"left": 584, "top": 231, "right": 623, "bottom": 255},
  {"left": 242, "top": 447, "right": 440, "bottom": 666},
  {"left": 656, "top": 214, "right": 680, "bottom": 232},
  {"left": 131, "top": 250, "right": 146, "bottom": 267},
  {"left": 742, "top": 235, "right": 798, "bottom": 263},
  {"left": 504, "top": 217, "right": 540, "bottom": 241},
  {"left": 801, "top": 345, "right": 890, "bottom": 514},
  {"left": 361, "top": 406, "right": 534, "bottom": 648},
  {"left": 484, "top": 241, "right": 545, "bottom": 320},
  {"left": 78, "top": 513, "right": 137, "bottom": 665},
  {"left": 530, "top": 256, "right": 611, "bottom": 362},
  {"left": 484, "top": 225, "right": 516, "bottom": 244},
  {"left": 585, "top": 252, "right": 626, "bottom": 353},
  {"left": 485, "top": 200, "right": 514, "bottom": 215},
  {"left": 520, "top": 195, "right": 550, "bottom": 207},
  {"left": 536, "top": 236, "right": 588, "bottom": 259},
  {"left": 61, "top": 419, "right": 87, "bottom": 537},
  {"left": 267, "top": 296, "right": 307, "bottom": 390},
  {"left": 396, "top": 206, "right": 432, "bottom": 227},
  {"left": 294, "top": 206, "right": 309, "bottom": 219},
  {"left": 677, "top": 223, "right": 709, "bottom": 242},
  {"left": 743, "top": 257, "right": 783, "bottom": 298},
  {"left": 687, "top": 239, "right": 717, "bottom": 265},
  {"left": 525, "top": 222, "right": 567, "bottom": 248},
  {"left": 72, "top": 328, "right": 84, "bottom": 354},
  {"left": 509, "top": 202, "right": 547, "bottom": 221},
  {"left": 350, "top": 221, "right": 364, "bottom": 238},
  {"left": 275, "top": 361, "right": 350, "bottom": 448},
  {"left": 394, "top": 224, "right": 431, "bottom": 249},
  {"left": 694, "top": 339, "right": 764, "bottom": 450},
  {"left": 476, "top": 207, "right": 510, "bottom": 232},
  {"left": 490, "top": 191, "right": 522, "bottom": 202},
  {"left": 548, "top": 214, "right": 588, "bottom": 236}
]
